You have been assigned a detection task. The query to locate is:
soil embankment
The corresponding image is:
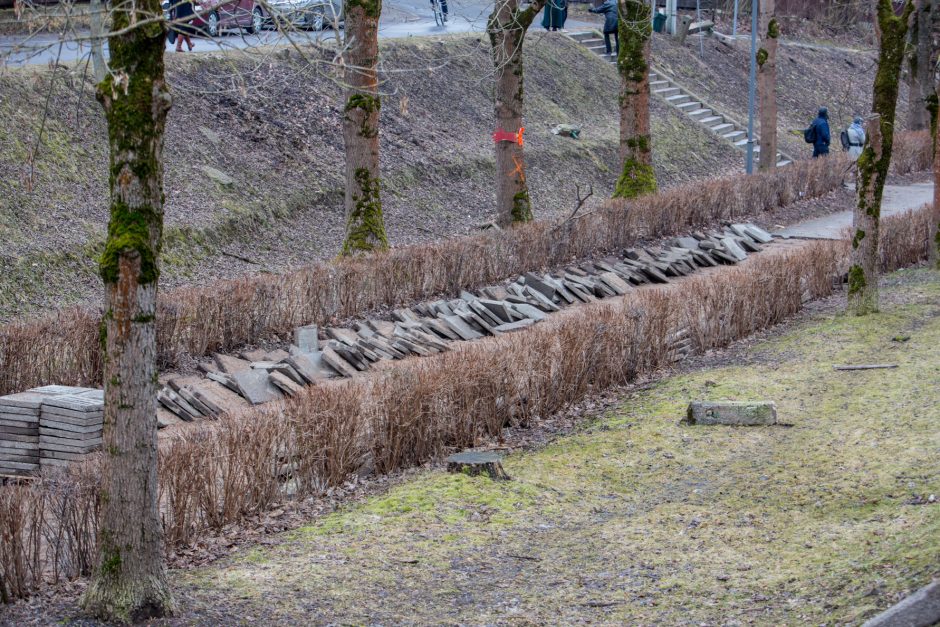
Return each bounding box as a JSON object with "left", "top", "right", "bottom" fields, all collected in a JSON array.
[{"left": 0, "top": 34, "right": 741, "bottom": 320}]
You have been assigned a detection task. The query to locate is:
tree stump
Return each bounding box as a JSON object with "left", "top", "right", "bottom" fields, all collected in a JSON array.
[{"left": 446, "top": 451, "right": 510, "bottom": 480}]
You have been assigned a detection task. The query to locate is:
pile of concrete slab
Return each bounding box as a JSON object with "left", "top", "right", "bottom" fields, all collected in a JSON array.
[
  {"left": 150, "top": 223, "right": 774, "bottom": 420},
  {"left": 0, "top": 385, "right": 104, "bottom": 476}
]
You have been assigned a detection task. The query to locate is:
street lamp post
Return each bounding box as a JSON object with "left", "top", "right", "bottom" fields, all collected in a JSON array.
[{"left": 745, "top": 0, "right": 757, "bottom": 174}]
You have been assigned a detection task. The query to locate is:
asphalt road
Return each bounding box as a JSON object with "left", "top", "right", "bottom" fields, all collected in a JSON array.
[{"left": 0, "top": 1, "right": 591, "bottom": 66}]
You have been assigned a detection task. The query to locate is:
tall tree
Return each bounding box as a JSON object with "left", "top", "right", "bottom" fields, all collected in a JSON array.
[
  {"left": 80, "top": 0, "right": 175, "bottom": 621},
  {"left": 757, "top": 0, "right": 779, "bottom": 171},
  {"left": 849, "top": 0, "right": 914, "bottom": 315},
  {"left": 341, "top": 0, "right": 389, "bottom": 254},
  {"left": 488, "top": 0, "right": 546, "bottom": 226},
  {"left": 614, "top": 0, "right": 657, "bottom": 197},
  {"left": 933, "top": 81, "right": 940, "bottom": 268},
  {"left": 906, "top": 0, "right": 937, "bottom": 131}
]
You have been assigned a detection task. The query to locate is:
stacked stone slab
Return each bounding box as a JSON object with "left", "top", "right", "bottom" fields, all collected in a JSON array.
[
  {"left": 0, "top": 391, "right": 44, "bottom": 475},
  {"left": 39, "top": 388, "right": 104, "bottom": 469},
  {"left": 163, "top": 223, "right": 775, "bottom": 420}
]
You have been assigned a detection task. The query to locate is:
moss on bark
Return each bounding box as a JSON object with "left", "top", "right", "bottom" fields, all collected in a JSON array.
[
  {"left": 342, "top": 167, "right": 388, "bottom": 254},
  {"left": 615, "top": 0, "right": 656, "bottom": 199}
]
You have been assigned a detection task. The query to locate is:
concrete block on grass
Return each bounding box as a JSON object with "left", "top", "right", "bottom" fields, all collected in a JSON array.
[{"left": 686, "top": 401, "right": 777, "bottom": 426}]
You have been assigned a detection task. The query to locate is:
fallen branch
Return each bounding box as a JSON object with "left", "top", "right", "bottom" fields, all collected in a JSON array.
[
  {"left": 552, "top": 184, "right": 594, "bottom": 232},
  {"left": 833, "top": 364, "right": 898, "bottom": 371}
]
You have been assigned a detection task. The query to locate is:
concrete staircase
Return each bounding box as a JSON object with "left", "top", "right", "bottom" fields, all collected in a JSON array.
[{"left": 569, "top": 31, "right": 793, "bottom": 168}]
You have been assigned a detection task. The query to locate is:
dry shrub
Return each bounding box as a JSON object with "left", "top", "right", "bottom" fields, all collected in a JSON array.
[
  {"left": 890, "top": 131, "right": 933, "bottom": 176},
  {"left": 0, "top": 157, "right": 851, "bottom": 395},
  {"left": 880, "top": 204, "right": 934, "bottom": 272},
  {"left": 0, "top": 466, "right": 98, "bottom": 602},
  {"left": 0, "top": 180, "right": 935, "bottom": 605}
]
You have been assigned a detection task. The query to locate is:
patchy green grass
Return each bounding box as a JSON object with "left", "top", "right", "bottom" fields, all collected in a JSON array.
[{"left": 177, "top": 270, "right": 940, "bottom": 625}]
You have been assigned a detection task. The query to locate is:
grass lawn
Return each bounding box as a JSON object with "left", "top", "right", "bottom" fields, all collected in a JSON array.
[{"left": 175, "top": 269, "right": 940, "bottom": 625}]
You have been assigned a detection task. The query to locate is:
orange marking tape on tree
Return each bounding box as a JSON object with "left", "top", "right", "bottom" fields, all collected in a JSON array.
[{"left": 493, "top": 127, "right": 525, "bottom": 146}]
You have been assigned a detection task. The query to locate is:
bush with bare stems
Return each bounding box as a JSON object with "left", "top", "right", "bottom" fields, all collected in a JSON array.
[
  {"left": 0, "top": 201, "right": 933, "bottom": 603},
  {"left": 0, "top": 152, "right": 867, "bottom": 396}
]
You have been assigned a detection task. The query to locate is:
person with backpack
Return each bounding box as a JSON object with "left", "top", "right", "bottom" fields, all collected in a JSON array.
[
  {"left": 840, "top": 116, "right": 866, "bottom": 160},
  {"left": 804, "top": 107, "right": 831, "bottom": 158},
  {"left": 589, "top": 0, "right": 618, "bottom": 56}
]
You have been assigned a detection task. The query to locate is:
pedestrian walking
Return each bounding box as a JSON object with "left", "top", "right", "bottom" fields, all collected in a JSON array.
[
  {"left": 803, "top": 106, "right": 831, "bottom": 158},
  {"left": 172, "top": 0, "right": 196, "bottom": 52},
  {"left": 589, "top": 0, "right": 618, "bottom": 56},
  {"left": 542, "top": 0, "right": 568, "bottom": 31},
  {"left": 842, "top": 116, "right": 866, "bottom": 160}
]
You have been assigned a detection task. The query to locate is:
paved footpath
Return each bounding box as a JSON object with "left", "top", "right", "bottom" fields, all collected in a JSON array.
[{"left": 776, "top": 182, "right": 934, "bottom": 240}]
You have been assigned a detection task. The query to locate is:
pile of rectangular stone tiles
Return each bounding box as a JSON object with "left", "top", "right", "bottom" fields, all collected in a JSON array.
[
  {"left": 0, "top": 385, "right": 103, "bottom": 476},
  {"left": 153, "top": 223, "right": 774, "bottom": 420}
]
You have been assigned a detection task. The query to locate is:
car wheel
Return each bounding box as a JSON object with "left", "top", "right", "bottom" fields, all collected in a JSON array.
[
  {"left": 207, "top": 11, "right": 220, "bottom": 37},
  {"left": 252, "top": 7, "right": 264, "bottom": 33},
  {"left": 308, "top": 6, "right": 324, "bottom": 30}
]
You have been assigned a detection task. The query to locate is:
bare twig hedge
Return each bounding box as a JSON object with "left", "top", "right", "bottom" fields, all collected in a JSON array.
[{"left": 0, "top": 202, "right": 932, "bottom": 602}]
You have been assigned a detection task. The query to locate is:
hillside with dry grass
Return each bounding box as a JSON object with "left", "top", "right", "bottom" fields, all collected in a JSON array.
[{"left": 0, "top": 33, "right": 743, "bottom": 321}]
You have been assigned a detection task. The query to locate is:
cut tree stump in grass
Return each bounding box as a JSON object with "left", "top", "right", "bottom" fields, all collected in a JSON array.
[{"left": 446, "top": 451, "right": 510, "bottom": 480}]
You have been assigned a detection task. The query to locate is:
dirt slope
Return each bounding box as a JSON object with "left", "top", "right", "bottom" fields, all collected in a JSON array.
[
  {"left": 0, "top": 33, "right": 743, "bottom": 321},
  {"left": 651, "top": 32, "right": 909, "bottom": 159}
]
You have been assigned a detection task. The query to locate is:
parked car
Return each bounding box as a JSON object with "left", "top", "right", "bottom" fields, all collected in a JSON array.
[
  {"left": 194, "top": 0, "right": 256, "bottom": 36},
  {"left": 251, "top": 0, "right": 343, "bottom": 32}
]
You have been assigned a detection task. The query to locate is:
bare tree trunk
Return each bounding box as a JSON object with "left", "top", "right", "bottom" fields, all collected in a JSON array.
[
  {"left": 80, "top": 0, "right": 174, "bottom": 621},
  {"left": 614, "top": 0, "right": 657, "bottom": 198},
  {"left": 341, "top": 0, "right": 388, "bottom": 254},
  {"left": 89, "top": 0, "right": 107, "bottom": 83},
  {"left": 849, "top": 0, "right": 914, "bottom": 316},
  {"left": 757, "top": 0, "right": 778, "bottom": 171},
  {"left": 907, "top": 0, "right": 934, "bottom": 130},
  {"left": 488, "top": 0, "right": 544, "bottom": 226}
]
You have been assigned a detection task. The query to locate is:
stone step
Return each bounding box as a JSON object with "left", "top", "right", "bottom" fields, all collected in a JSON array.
[
  {"left": 649, "top": 80, "right": 669, "bottom": 87},
  {"left": 654, "top": 87, "right": 680, "bottom": 97},
  {"left": 676, "top": 101, "right": 700, "bottom": 110},
  {"left": 649, "top": 72, "right": 659, "bottom": 80},
  {"left": 710, "top": 123, "right": 734, "bottom": 133},
  {"left": 687, "top": 108, "right": 711, "bottom": 118},
  {"left": 700, "top": 115, "right": 723, "bottom": 125},
  {"left": 777, "top": 159, "right": 792, "bottom": 167},
  {"left": 723, "top": 130, "right": 746, "bottom": 140},
  {"left": 586, "top": 44, "right": 607, "bottom": 53},
  {"left": 665, "top": 94, "right": 690, "bottom": 105},
  {"left": 734, "top": 138, "right": 749, "bottom": 146},
  {"left": 569, "top": 31, "right": 597, "bottom": 42},
  {"left": 581, "top": 38, "right": 604, "bottom": 45}
]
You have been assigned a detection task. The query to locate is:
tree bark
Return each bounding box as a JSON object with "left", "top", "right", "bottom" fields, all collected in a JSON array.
[
  {"left": 614, "top": 0, "right": 657, "bottom": 198},
  {"left": 757, "top": 0, "right": 778, "bottom": 171},
  {"left": 488, "top": 0, "right": 545, "bottom": 226},
  {"left": 849, "top": 0, "right": 914, "bottom": 316},
  {"left": 341, "top": 0, "right": 388, "bottom": 255},
  {"left": 80, "top": 1, "right": 174, "bottom": 621},
  {"left": 89, "top": 0, "right": 107, "bottom": 83},
  {"left": 932, "top": 83, "right": 940, "bottom": 268},
  {"left": 907, "top": 0, "right": 934, "bottom": 131}
]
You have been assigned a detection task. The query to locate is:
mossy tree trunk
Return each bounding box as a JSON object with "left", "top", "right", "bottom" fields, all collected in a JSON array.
[
  {"left": 341, "top": 0, "right": 388, "bottom": 254},
  {"left": 614, "top": 0, "right": 657, "bottom": 198},
  {"left": 849, "top": 0, "right": 914, "bottom": 316},
  {"left": 488, "top": 0, "right": 545, "bottom": 227},
  {"left": 757, "top": 1, "right": 778, "bottom": 171},
  {"left": 932, "top": 83, "right": 940, "bottom": 268},
  {"left": 80, "top": 0, "right": 174, "bottom": 621},
  {"left": 906, "top": 0, "right": 938, "bottom": 131}
]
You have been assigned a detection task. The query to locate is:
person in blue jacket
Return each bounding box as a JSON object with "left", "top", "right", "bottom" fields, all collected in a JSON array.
[
  {"left": 589, "top": 0, "right": 618, "bottom": 56},
  {"left": 805, "top": 107, "right": 831, "bottom": 158}
]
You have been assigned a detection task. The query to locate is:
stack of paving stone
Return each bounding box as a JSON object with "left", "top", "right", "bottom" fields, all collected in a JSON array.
[
  {"left": 39, "top": 388, "right": 104, "bottom": 469},
  {"left": 172, "top": 223, "right": 774, "bottom": 413},
  {"left": 0, "top": 391, "right": 44, "bottom": 475}
]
